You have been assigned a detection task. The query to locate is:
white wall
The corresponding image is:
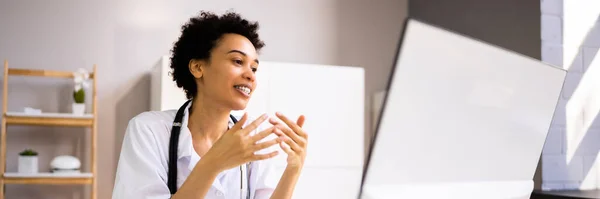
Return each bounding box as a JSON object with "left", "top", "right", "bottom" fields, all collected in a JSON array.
[
  {"left": 0, "top": 0, "right": 407, "bottom": 198},
  {"left": 540, "top": 0, "right": 600, "bottom": 191},
  {"left": 244, "top": 61, "right": 366, "bottom": 199}
]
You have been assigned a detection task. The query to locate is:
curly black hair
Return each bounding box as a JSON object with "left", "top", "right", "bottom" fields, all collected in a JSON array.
[{"left": 169, "top": 10, "right": 266, "bottom": 99}]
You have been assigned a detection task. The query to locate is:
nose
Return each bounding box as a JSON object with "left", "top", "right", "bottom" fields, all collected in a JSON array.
[{"left": 242, "top": 66, "right": 256, "bottom": 82}]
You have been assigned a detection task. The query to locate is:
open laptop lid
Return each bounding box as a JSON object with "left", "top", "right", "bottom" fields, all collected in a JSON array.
[{"left": 358, "top": 18, "right": 566, "bottom": 198}]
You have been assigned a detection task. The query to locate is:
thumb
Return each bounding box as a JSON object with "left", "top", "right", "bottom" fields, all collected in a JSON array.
[{"left": 296, "top": 115, "right": 305, "bottom": 127}]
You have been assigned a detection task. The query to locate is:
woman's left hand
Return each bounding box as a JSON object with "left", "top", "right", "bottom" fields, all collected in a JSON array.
[{"left": 269, "top": 112, "right": 308, "bottom": 169}]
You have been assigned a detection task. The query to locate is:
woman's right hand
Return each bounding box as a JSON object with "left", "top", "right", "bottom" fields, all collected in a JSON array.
[{"left": 200, "top": 113, "right": 283, "bottom": 172}]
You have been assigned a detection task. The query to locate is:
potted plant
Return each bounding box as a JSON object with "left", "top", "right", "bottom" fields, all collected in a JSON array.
[
  {"left": 18, "top": 149, "right": 38, "bottom": 174},
  {"left": 72, "top": 68, "right": 90, "bottom": 115}
]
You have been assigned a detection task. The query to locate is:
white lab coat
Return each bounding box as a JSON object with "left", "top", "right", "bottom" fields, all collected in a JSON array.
[{"left": 112, "top": 101, "right": 281, "bottom": 199}]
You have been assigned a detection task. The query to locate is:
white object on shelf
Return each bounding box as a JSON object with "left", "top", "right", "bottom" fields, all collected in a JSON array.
[
  {"left": 4, "top": 172, "right": 93, "bottom": 178},
  {"left": 23, "top": 107, "right": 42, "bottom": 114},
  {"left": 71, "top": 103, "right": 86, "bottom": 115},
  {"left": 18, "top": 156, "right": 38, "bottom": 174},
  {"left": 5, "top": 111, "right": 93, "bottom": 119},
  {"left": 50, "top": 155, "right": 81, "bottom": 173}
]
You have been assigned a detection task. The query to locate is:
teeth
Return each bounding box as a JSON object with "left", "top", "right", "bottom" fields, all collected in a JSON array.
[{"left": 234, "top": 85, "right": 251, "bottom": 95}]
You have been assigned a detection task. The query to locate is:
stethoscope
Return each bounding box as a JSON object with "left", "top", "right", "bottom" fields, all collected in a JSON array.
[{"left": 168, "top": 100, "right": 251, "bottom": 199}]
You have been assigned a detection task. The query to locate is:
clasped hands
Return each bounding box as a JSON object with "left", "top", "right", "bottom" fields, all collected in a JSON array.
[{"left": 202, "top": 112, "right": 308, "bottom": 172}]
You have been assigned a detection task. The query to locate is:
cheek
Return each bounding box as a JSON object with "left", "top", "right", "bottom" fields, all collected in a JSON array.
[
  {"left": 207, "top": 65, "right": 243, "bottom": 90},
  {"left": 209, "top": 67, "right": 234, "bottom": 83},
  {"left": 216, "top": 71, "right": 239, "bottom": 93},
  {"left": 202, "top": 73, "right": 230, "bottom": 93}
]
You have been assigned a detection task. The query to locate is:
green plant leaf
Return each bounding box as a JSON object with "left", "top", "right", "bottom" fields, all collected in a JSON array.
[
  {"left": 73, "top": 89, "right": 85, "bottom": 103},
  {"left": 19, "top": 149, "right": 38, "bottom": 156}
]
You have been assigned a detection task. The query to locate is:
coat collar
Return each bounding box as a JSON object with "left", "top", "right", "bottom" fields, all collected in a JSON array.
[{"left": 176, "top": 101, "right": 235, "bottom": 162}]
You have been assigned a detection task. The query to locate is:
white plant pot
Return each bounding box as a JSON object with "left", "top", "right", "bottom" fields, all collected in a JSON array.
[
  {"left": 18, "top": 156, "right": 38, "bottom": 173},
  {"left": 72, "top": 103, "right": 85, "bottom": 115}
]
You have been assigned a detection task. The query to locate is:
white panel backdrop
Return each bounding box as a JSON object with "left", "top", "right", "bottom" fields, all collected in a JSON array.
[{"left": 150, "top": 59, "right": 366, "bottom": 199}]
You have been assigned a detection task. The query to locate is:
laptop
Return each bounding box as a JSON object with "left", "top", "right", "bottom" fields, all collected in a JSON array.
[{"left": 358, "top": 18, "right": 567, "bottom": 199}]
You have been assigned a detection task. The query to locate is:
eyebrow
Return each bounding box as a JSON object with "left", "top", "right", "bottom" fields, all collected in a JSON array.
[{"left": 227, "top": 50, "right": 259, "bottom": 64}]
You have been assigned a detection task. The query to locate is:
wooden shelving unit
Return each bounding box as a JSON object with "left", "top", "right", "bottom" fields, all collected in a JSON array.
[{"left": 0, "top": 60, "right": 97, "bottom": 199}]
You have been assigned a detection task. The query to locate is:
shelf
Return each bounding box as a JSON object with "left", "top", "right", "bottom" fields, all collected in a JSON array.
[
  {"left": 4, "top": 112, "right": 94, "bottom": 127},
  {"left": 7, "top": 68, "right": 94, "bottom": 79},
  {"left": 1, "top": 61, "right": 99, "bottom": 198},
  {"left": 3, "top": 172, "right": 93, "bottom": 184}
]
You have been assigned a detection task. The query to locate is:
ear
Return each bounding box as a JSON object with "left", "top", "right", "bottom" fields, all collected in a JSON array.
[{"left": 188, "top": 59, "right": 206, "bottom": 78}]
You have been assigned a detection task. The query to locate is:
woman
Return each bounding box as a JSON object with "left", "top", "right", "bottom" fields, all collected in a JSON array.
[{"left": 112, "top": 11, "right": 308, "bottom": 199}]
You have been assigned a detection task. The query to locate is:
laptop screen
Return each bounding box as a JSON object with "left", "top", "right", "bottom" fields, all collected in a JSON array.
[{"left": 358, "top": 18, "right": 566, "bottom": 199}]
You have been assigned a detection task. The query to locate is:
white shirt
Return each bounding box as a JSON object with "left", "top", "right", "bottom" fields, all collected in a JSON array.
[{"left": 112, "top": 102, "right": 281, "bottom": 199}]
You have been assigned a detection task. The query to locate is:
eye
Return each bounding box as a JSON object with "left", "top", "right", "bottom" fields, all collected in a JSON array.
[
  {"left": 233, "top": 59, "right": 243, "bottom": 65},
  {"left": 252, "top": 67, "right": 258, "bottom": 73}
]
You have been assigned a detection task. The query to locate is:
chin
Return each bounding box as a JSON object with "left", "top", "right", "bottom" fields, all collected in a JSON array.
[{"left": 229, "top": 100, "right": 249, "bottom": 111}]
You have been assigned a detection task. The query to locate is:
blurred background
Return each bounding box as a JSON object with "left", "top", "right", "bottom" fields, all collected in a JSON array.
[{"left": 0, "top": 0, "right": 598, "bottom": 198}]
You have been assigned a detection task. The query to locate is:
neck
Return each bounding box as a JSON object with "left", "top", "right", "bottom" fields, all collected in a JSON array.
[{"left": 187, "top": 95, "right": 231, "bottom": 141}]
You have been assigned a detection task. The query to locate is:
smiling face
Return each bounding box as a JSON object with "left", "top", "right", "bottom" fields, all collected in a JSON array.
[{"left": 189, "top": 33, "right": 260, "bottom": 111}]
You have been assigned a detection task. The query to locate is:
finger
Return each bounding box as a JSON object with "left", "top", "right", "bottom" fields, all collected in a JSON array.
[
  {"left": 252, "top": 151, "right": 279, "bottom": 161},
  {"left": 274, "top": 125, "right": 306, "bottom": 148},
  {"left": 268, "top": 117, "right": 281, "bottom": 126},
  {"left": 281, "top": 135, "right": 302, "bottom": 152},
  {"left": 268, "top": 121, "right": 301, "bottom": 142},
  {"left": 280, "top": 142, "right": 294, "bottom": 154},
  {"left": 296, "top": 115, "right": 306, "bottom": 128},
  {"left": 250, "top": 126, "right": 276, "bottom": 142},
  {"left": 273, "top": 128, "right": 284, "bottom": 137},
  {"left": 275, "top": 112, "right": 308, "bottom": 138},
  {"left": 230, "top": 112, "right": 249, "bottom": 131},
  {"left": 240, "top": 113, "right": 269, "bottom": 135},
  {"left": 253, "top": 137, "right": 284, "bottom": 151}
]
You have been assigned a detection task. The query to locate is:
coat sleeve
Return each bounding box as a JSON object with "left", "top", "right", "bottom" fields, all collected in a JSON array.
[{"left": 112, "top": 115, "right": 171, "bottom": 199}]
